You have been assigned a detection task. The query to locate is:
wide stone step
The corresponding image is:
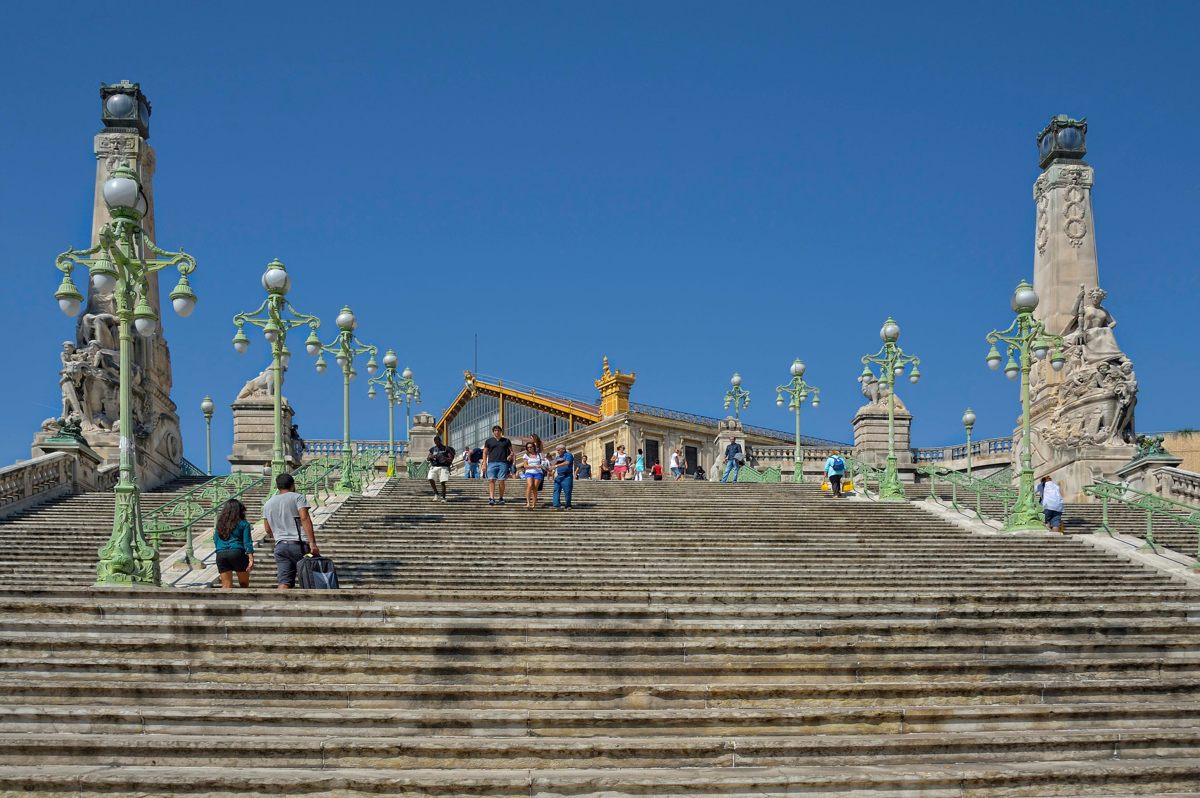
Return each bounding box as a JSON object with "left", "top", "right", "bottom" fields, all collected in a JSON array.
[
  {"left": 3, "top": 701, "right": 1200, "bottom": 737},
  {"left": 1, "top": 758, "right": 1199, "bottom": 796},
  {"left": 2, "top": 727, "right": 1199, "bottom": 769},
  {"left": 0, "top": 676, "right": 1193, "bottom": 709}
]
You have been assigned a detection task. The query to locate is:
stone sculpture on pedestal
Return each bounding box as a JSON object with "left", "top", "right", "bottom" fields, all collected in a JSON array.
[{"left": 1027, "top": 115, "right": 1138, "bottom": 499}]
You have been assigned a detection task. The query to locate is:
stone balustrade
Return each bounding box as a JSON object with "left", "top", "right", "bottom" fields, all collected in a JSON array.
[
  {"left": 303, "top": 439, "right": 406, "bottom": 459},
  {"left": 1155, "top": 467, "right": 1200, "bottom": 506},
  {"left": 0, "top": 453, "right": 77, "bottom": 521},
  {"left": 912, "top": 437, "right": 1013, "bottom": 464}
]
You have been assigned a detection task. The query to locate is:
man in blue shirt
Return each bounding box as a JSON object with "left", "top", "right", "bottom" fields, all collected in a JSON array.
[
  {"left": 720, "top": 438, "right": 743, "bottom": 483},
  {"left": 551, "top": 444, "right": 574, "bottom": 510}
]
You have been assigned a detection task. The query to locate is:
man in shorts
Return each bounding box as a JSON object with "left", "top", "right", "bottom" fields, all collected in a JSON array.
[
  {"left": 261, "top": 472, "right": 319, "bottom": 590},
  {"left": 427, "top": 435, "right": 456, "bottom": 502},
  {"left": 1040, "top": 476, "right": 1065, "bottom": 534},
  {"left": 482, "top": 425, "right": 513, "bottom": 506}
]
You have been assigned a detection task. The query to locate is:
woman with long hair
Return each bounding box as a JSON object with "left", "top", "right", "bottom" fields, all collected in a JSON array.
[
  {"left": 528, "top": 434, "right": 547, "bottom": 492},
  {"left": 213, "top": 499, "right": 255, "bottom": 588},
  {"left": 521, "top": 441, "right": 547, "bottom": 509}
]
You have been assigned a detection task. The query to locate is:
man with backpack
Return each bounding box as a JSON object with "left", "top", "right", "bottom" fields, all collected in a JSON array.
[
  {"left": 824, "top": 451, "right": 847, "bottom": 498},
  {"left": 427, "top": 435, "right": 456, "bottom": 502}
]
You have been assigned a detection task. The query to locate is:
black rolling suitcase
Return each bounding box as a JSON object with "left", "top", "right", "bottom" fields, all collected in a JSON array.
[{"left": 297, "top": 555, "right": 340, "bottom": 589}]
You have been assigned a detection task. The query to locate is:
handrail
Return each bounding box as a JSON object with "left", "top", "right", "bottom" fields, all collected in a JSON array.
[
  {"left": 844, "top": 455, "right": 885, "bottom": 501},
  {"left": 918, "top": 464, "right": 1016, "bottom": 528},
  {"left": 1083, "top": 480, "right": 1200, "bottom": 563},
  {"left": 143, "top": 472, "right": 268, "bottom": 566}
]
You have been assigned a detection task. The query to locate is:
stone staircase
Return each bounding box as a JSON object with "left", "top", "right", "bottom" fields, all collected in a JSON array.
[
  {"left": 0, "top": 474, "right": 267, "bottom": 586},
  {"left": 0, "top": 478, "right": 1198, "bottom": 795}
]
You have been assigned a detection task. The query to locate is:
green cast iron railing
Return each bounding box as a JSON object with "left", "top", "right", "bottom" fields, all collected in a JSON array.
[
  {"left": 917, "top": 464, "right": 1017, "bottom": 528},
  {"left": 1083, "top": 480, "right": 1200, "bottom": 565},
  {"left": 142, "top": 471, "right": 268, "bottom": 566}
]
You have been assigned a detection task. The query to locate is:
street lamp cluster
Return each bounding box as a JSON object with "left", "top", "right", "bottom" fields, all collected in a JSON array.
[
  {"left": 53, "top": 163, "right": 198, "bottom": 587},
  {"left": 367, "top": 352, "right": 419, "bottom": 477},
  {"left": 984, "top": 280, "right": 1065, "bottom": 531},
  {"left": 860, "top": 318, "right": 922, "bottom": 501},
  {"left": 776, "top": 359, "right": 820, "bottom": 483},
  {"left": 231, "top": 259, "right": 322, "bottom": 483},
  {"left": 314, "top": 306, "right": 380, "bottom": 493}
]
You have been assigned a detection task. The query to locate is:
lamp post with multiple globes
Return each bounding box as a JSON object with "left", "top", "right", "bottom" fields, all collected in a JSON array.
[
  {"left": 231, "top": 260, "right": 321, "bottom": 482},
  {"left": 860, "top": 317, "right": 922, "bottom": 502},
  {"left": 723, "top": 373, "right": 751, "bottom": 420},
  {"left": 984, "top": 280, "right": 1065, "bottom": 531},
  {"left": 53, "top": 162, "right": 198, "bottom": 586},
  {"left": 775, "top": 359, "right": 820, "bottom": 483},
  {"left": 367, "top": 350, "right": 402, "bottom": 477},
  {"left": 314, "top": 306, "right": 379, "bottom": 493}
]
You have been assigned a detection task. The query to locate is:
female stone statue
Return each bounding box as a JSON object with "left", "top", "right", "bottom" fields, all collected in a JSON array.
[{"left": 1063, "top": 286, "right": 1122, "bottom": 363}]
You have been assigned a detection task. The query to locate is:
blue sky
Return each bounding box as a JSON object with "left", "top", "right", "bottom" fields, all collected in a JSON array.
[{"left": 1, "top": 1, "right": 1198, "bottom": 466}]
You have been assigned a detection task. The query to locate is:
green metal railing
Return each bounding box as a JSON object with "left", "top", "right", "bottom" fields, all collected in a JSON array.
[
  {"left": 734, "top": 464, "right": 782, "bottom": 483},
  {"left": 1083, "top": 480, "right": 1200, "bottom": 564},
  {"left": 844, "top": 456, "right": 885, "bottom": 500},
  {"left": 291, "top": 457, "right": 341, "bottom": 507},
  {"left": 918, "top": 464, "right": 1017, "bottom": 527},
  {"left": 143, "top": 472, "right": 267, "bottom": 566},
  {"left": 407, "top": 460, "right": 430, "bottom": 480}
]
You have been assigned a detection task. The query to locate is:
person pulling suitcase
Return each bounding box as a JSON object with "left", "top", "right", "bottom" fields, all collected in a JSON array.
[{"left": 261, "top": 473, "right": 320, "bottom": 590}]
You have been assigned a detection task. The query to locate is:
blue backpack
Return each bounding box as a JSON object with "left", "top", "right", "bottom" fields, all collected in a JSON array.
[{"left": 831, "top": 456, "right": 845, "bottom": 472}]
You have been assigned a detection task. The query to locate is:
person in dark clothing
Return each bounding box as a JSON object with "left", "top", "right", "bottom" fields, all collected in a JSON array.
[
  {"left": 427, "top": 435, "right": 456, "bottom": 502},
  {"left": 482, "top": 425, "right": 514, "bottom": 505}
]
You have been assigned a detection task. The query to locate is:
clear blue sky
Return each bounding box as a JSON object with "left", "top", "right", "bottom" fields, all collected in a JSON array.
[{"left": 2, "top": 1, "right": 1197, "bottom": 466}]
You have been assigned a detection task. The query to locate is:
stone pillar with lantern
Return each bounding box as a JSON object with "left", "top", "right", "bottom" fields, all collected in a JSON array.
[{"left": 34, "top": 81, "right": 188, "bottom": 490}]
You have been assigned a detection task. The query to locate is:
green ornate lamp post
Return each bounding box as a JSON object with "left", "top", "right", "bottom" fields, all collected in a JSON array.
[
  {"left": 53, "top": 163, "right": 198, "bottom": 587},
  {"left": 200, "top": 396, "right": 215, "bottom": 475},
  {"left": 723, "top": 373, "right": 751, "bottom": 419},
  {"left": 315, "top": 306, "right": 378, "bottom": 493},
  {"left": 775, "top": 359, "right": 820, "bottom": 483},
  {"left": 984, "top": 280, "right": 1065, "bottom": 531},
  {"left": 368, "top": 350, "right": 402, "bottom": 477},
  {"left": 231, "top": 259, "right": 321, "bottom": 482},
  {"left": 861, "top": 317, "right": 922, "bottom": 502},
  {"left": 396, "top": 366, "right": 421, "bottom": 442},
  {"left": 962, "top": 407, "right": 976, "bottom": 477}
]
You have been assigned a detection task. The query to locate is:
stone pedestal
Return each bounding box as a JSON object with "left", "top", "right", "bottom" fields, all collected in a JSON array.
[
  {"left": 32, "top": 431, "right": 104, "bottom": 492},
  {"left": 852, "top": 404, "right": 913, "bottom": 469},
  {"left": 408, "top": 412, "right": 437, "bottom": 466},
  {"left": 228, "top": 398, "right": 297, "bottom": 474},
  {"left": 1116, "top": 452, "right": 1184, "bottom": 496}
]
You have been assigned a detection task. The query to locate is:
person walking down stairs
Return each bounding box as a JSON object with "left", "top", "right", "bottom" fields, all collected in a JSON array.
[
  {"left": 520, "top": 442, "right": 548, "bottom": 510},
  {"left": 824, "top": 451, "right": 847, "bottom": 498},
  {"left": 426, "top": 435, "right": 456, "bottom": 503}
]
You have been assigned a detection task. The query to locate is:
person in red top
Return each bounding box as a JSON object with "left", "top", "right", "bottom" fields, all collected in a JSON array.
[{"left": 651, "top": 461, "right": 664, "bottom": 481}]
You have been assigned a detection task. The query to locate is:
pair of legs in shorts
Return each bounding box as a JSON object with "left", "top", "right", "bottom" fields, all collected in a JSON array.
[
  {"left": 428, "top": 466, "right": 450, "bottom": 500},
  {"left": 216, "top": 549, "right": 252, "bottom": 588},
  {"left": 486, "top": 461, "right": 509, "bottom": 504}
]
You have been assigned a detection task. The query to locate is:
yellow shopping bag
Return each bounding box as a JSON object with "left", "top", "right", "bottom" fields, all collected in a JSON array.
[
  {"left": 842, "top": 480, "right": 854, "bottom": 492},
  {"left": 820, "top": 481, "right": 831, "bottom": 492}
]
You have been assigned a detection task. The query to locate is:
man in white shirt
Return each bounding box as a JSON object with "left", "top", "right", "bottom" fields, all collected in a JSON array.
[{"left": 1039, "top": 476, "right": 1065, "bottom": 534}]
